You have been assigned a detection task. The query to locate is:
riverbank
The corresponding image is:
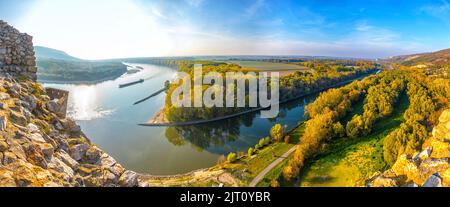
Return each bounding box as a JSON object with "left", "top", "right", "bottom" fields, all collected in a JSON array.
[
  {"left": 37, "top": 73, "right": 125, "bottom": 85},
  {"left": 143, "top": 70, "right": 378, "bottom": 127}
]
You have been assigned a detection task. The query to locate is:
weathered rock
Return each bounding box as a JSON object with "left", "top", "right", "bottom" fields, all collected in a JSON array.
[
  {"left": 9, "top": 110, "right": 27, "bottom": 127},
  {"left": 423, "top": 174, "right": 442, "bottom": 187},
  {"left": 27, "top": 123, "right": 40, "bottom": 133},
  {"left": 27, "top": 94, "right": 37, "bottom": 110},
  {"left": 371, "top": 176, "right": 399, "bottom": 187},
  {"left": 99, "top": 154, "right": 125, "bottom": 176},
  {"left": 46, "top": 100, "right": 59, "bottom": 114},
  {"left": 77, "top": 164, "right": 102, "bottom": 177},
  {"left": 109, "top": 163, "right": 126, "bottom": 177},
  {"left": 69, "top": 143, "right": 90, "bottom": 161},
  {"left": 11, "top": 161, "right": 37, "bottom": 187},
  {"left": 391, "top": 154, "right": 419, "bottom": 182},
  {"left": 442, "top": 168, "right": 450, "bottom": 186},
  {"left": 414, "top": 147, "right": 432, "bottom": 161},
  {"left": 407, "top": 183, "right": 419, "bottom": 187},
  {"left": 0, "top": 167, "right": 16, "bottom": 186},
  {"left": 0, "top": 116, "right": 7, "bottom": 131},
  {"left": 439, "top": 110, "right": 450, "bottom": 123},
  {"left": 428, "top": 138, "right": 450, "bottom": 158},
  {"left": 86, "top": 146, "right": 102, "bottom": 163},
  {"left": 102, "top": 170, "right": 119, "bottom": 187},
  {"left": 0, "top": 102, "right": 7, "bottom": 110},
  {"left": 0, "top": 92, "right": 10, "bottom": 100},
  {"left": 100, "top": 154, "right": 117, "bottom": 168},
  {"left": 28, "top": 133, "right": 46, "bottom": 143},
  {"left": 2, "top": 151, "right": 17, "bottom": 165},
  {"left": 56, "top": 150, "right": 80, "bottom": 170},
  {"left": 433, "top": 124, "right": 448, "bottom": 140},
  {"left": 0, "top": 140, "right": 9, "bottom": 152},
  {"left": 119, "top": 170, "right": 138, "bottom": 187},
  {"left": 39, "top": 143, "right": 54, "bottom": 159},
  {"left": 47, "top": 157, "right": 75, "bottom": 181},
  {"left": 22, "top": 143, "right": 47, "bottom": 169},
  {"left": 62, "top": 119, "right": 81, "bottom": 133}
]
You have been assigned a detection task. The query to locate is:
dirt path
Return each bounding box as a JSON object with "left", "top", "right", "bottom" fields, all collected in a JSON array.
[{"left": 249, "top": 145, "right": 298, "bottom": 187}]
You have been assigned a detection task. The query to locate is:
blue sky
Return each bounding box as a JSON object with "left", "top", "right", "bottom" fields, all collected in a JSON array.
[{"left": 1, "top": 0, "right": 450, "bottom": 59}]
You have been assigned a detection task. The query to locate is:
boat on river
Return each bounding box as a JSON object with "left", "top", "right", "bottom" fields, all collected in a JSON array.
[{"left": 119, "top": 79, "right": 145, "bottom": 88}]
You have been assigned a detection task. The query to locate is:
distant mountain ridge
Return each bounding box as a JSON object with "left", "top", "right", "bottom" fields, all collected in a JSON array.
[
  {"left": 34, "top": 46, "right": 81, "bottom": 61},
  {"left": 388, "top": 48, "right": 450, "bottom": 66},
  {"left": 34, "top": 46, "right": 127, "bottom": 83}
]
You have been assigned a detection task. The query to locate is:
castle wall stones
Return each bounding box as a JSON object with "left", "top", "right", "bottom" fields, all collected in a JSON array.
[
  {"left": 0, "top": 20, "right": 37, "bottom": 81},
  {"left": 45, "top": 87, "right": 69, "bottom": 118}
]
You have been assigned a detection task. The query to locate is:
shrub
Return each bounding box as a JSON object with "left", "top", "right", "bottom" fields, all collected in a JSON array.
[
  {"left": 227, "top": 153, "right": 237, "bottom": 163},
  {"left": 259, "top": 138, "right": 266, "bottom": 147},
  {"left": 248, "top": 148, "right": 254, "bottom": 157},
  {"left": 270, "top": 179, "right": 280, "bottom": 187},
  {"left": 264, "top": 137, "right": 271, "bottom": 145}
]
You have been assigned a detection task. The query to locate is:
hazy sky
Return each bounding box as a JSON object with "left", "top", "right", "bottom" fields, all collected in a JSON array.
[{"left": 1, "top": 0, "right": 450, "bottom": 59}]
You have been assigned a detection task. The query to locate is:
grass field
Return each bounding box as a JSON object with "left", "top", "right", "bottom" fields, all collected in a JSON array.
[
  {"left": 216, "top": 125, "right": 305, "bottom": 185},
  {"left": 255, "top": 125, "right": 305, "bottom": 187},
  {"left": 299, "top": 94, "right": 409, "bottom": 187}
]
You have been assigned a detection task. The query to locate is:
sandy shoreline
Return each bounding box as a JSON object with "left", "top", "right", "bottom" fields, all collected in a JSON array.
[{"left": 148, "top": 108, "right": 166, "bottom": 124}]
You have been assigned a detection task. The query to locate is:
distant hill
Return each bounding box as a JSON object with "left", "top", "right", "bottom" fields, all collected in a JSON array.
[
  {"left": 35, "top": 46, "right": 81, "bottom": 61},
  {"left": 35, "top": 46, "right": 127, "bottom": 83},
  {"left": 388, "top": 48, "right": 450, "bottom": 66}
]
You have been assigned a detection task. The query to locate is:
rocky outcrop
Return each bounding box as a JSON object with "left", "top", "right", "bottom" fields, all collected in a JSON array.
[
  {"left": 0, "top": 77, "right": 139, "bottom": 187},
  {"left": 0, "top": 21, "right": 137, "bottom": 187},
  {"left": 0, "top": 20, "right": 37, "bottom": 81},
  {"left": 369, "top": 109, "right": 450, "bottom": 187}
]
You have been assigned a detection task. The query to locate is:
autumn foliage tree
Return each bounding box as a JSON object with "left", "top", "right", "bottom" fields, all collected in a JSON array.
[{"left": 270, "top": 124, "right": 285, "bottom": 142}]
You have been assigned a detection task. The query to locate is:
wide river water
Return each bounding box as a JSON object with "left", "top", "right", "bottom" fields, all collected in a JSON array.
[{"left": 43, "top": 63, "right": 318, "bottom": 175}]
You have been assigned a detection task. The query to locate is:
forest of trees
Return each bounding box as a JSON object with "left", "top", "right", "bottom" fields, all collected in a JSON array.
[
  {"left": 37, "top": 59, "right": 127, "bottom": 83},
  {"left": 163, "top": 60, "right": 379, "bottom": 122},
  {"left": 282, "top": 67, "right": 450, "bottom": 182},
  {"left": 282, "top": 75, "right": 372, "bottom": 180}
]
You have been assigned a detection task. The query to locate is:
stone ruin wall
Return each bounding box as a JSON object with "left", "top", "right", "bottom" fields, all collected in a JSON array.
[
  {"left": 0, "top": 20, "right": 37, "bottom": 81},
  {"left": 45, "top": 87, "right": 69, "bottom": 118},
  {"left": 0, "top": 20, "right": 68, "bottom": 116}
]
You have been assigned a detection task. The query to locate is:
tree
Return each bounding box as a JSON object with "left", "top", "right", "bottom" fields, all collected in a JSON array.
[
  {"left": 227, "top": 152, "right": 237, "bottom": 163},
  {"left": 270, "top": 124, "right": 285, "bottom": 142},
  {"left": 282, "top": 165, "right": 297, "bottom": 181},
  {"left": 264, "top": 137, "right": 271, "bottom": 145},
  {"left": 259, "top": 138, "right": 266, "bottom": 147},
  {"left": 346, "top": 115, "right": 364, "bottom": 138},
  {"left": 248, "top": 148, "right": 254, "bottom": 157},
  {"left": 270, "top": 179, "right": 280, "bottom": 187},
  {"left": 332, "top": 122, "right": 345, "bottom": 138},
  {"left": 164, "top": 80, "right": 171, "bottom": 89},
  {"left": 284, "top": 135, "right": 291, "bottom": 144}
]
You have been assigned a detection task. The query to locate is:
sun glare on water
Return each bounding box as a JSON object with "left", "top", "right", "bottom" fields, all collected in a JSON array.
[{"left": 68, "top": 85, "right": 114, "bottom": 121}]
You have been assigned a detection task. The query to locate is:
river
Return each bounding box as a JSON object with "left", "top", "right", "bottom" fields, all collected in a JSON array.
[{"left": 43, "top": 63, "right": 318, "bottom": 175}]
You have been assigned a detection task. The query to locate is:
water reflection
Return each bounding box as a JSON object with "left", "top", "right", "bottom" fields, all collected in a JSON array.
[
  {"left": 67, "top": 85, "right": 115, "bottom": 121},
  {"left": 162, "top": 94, "right": 317, "bottom": 155}
]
